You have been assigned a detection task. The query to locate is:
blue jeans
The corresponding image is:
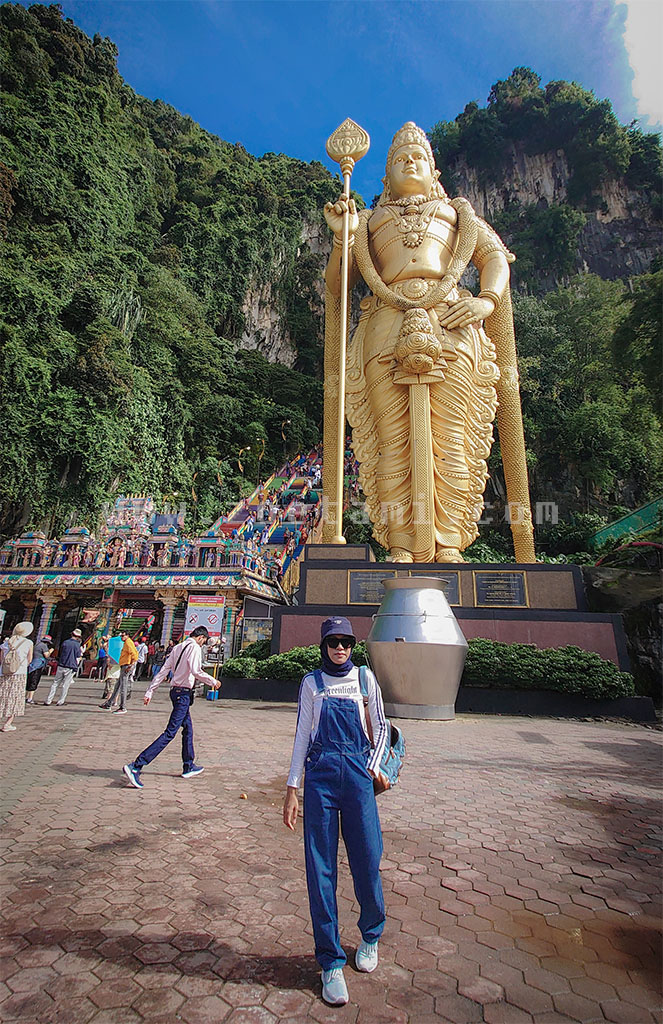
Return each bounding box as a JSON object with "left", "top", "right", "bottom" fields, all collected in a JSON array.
[
  {"left": 102, "top": 664, "right": 135, "bottom": 711},
  {"left": 133, "top": 688, "right": 195, "bottom": 772},
  {"left": 303, "top": 696, "right": 385, "bottom": 970}
]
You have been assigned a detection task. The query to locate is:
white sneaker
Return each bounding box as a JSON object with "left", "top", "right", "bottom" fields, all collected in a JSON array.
[
  {"left": 321, "top": 967, "right": 348, "bottom": 1005},
  {"left": 355, "top": 940, "right": 379, "bottom": 973}
]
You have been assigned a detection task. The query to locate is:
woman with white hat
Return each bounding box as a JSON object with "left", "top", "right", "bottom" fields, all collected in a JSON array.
[{"left": 0, "top": 621, "right": 34, "bottom": 731}]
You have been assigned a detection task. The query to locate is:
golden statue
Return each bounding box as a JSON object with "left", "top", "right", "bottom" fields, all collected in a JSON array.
[{"left": 322, "top": 121, "right": 535, "bottom": 563}]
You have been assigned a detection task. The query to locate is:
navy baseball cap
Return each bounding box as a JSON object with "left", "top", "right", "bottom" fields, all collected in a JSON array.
[{"left": 320, "top": 617, "right": 356, "bottom": 642}]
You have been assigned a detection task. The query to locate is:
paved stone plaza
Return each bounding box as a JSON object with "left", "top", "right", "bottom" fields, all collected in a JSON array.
[{"left": 0, "top": 681, "right": 661, "bottom": 1023}]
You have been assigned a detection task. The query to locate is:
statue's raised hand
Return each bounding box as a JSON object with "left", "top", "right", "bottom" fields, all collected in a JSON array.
[{"left": 324, "top": 193, "right": 359, "bottom": 240}]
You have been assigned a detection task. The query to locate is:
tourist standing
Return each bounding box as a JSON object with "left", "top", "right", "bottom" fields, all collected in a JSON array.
[
  {"left": 136, "top": 637, "right": 149, "bottom": 679},
  {"left": 45, "top": 628, "right": 83, "bottom": 706},
  {"left": 0, "top": 621, "right": 34, "bottom": 731},
  {"left": 122, "top": 626, "right": 218, "bottom": 789},
  {"left": 283, "top": 617, "right": 388, "bottom": 1006},
  {"left": 99, "top": 631, "right": 138, "bottom": 715},
  {"left": 150, "top": 643, "right": 167, "bottom": 679},
  {"left": 96, "top": 635, "right": 109, "bottom": 686},
  {"left": 25, "top": 633, "right": 53, "bottom": 704}
]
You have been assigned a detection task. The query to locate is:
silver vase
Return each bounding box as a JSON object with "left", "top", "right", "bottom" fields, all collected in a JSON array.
[{"left": 366, "top": 576, "right": 468, "bottom": 720}]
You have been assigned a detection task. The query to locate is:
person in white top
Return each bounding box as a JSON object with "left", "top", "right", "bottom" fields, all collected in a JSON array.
[
  {"left": 283, "top": 616, "right": 388, "bottom": 1007},
  {"left": 135, "top": 638, "right": 149, "bottom": 679},
  {"left": 122, "top": 626, "right": 218, "bottom": 788},
  {"left": 0, "top": 621, "right": 34, "bottom": 732}
]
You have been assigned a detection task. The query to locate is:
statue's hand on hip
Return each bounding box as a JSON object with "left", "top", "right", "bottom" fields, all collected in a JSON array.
[
  {"left": 439, "top": 296, "right": 495, "bottom": 330},
  {"left": 324, "top": 193, "right": 359, "bottom": 239}
]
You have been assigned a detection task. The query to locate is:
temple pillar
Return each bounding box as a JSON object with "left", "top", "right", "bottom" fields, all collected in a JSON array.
[
  {"left": 224, "top": 591, "right": 244, "bottom": 655},
  {"left": 155, "top": 588, "right": 188, "bottom": 645},
  {"left": 35, "top": 587, "right": 67, "bottom": 637}
]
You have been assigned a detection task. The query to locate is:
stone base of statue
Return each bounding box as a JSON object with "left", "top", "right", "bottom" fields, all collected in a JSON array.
[{"left": 270, "top": 544, "right": 632, "bottom": 718}]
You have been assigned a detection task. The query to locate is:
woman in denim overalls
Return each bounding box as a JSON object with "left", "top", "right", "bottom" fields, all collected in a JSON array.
[{"left": 283, "top": 616, "right": 388, "bottom": 1006}]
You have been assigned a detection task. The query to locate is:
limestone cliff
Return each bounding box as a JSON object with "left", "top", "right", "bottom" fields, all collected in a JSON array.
[
  {"left": 451, "top": 146, "right": 659, "bottom": 286},
  {"left": 239, "top": 216, "right": 331, "bottom": 369}
]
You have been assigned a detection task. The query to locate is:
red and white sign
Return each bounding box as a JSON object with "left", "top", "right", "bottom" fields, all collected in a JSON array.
[{"left": 184, "top": 595, "right": 225, "bottom": 638}]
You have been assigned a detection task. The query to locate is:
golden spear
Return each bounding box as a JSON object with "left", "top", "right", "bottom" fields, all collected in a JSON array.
[{"left": 324, "top": 118, "right": 370, "bottom": 544}]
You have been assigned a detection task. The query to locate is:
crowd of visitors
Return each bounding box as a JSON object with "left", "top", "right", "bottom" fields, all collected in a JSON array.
[{"left": 0, "top": 448, "right": 331, "bottom": 721}]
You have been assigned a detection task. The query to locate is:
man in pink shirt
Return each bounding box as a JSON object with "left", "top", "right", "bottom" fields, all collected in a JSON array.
[{"left": 123, "top": 626, "right": 218, "bottom": 789}]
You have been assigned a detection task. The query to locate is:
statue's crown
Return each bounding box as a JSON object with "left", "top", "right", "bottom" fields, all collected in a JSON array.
[{"left": 386, "top": 122, "right": 435, "bottom": 175}]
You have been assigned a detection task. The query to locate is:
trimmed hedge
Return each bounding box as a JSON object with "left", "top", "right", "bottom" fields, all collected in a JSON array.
[
  {"left": 463, "top": 639, "right": 634, "bottom": 699},
  {"left": 223, "top": 638, "right": 634, "bottom": 700}
]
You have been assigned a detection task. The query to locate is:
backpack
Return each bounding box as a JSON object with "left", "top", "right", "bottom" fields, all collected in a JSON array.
[
  {"left": 311, "top": 666, "right": 405, "bottom": 795},
  {"left": 2, "top": 637, "right": 28, "bottom": 676}
]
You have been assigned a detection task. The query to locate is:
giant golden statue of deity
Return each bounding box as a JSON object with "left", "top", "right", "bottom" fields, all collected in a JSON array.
[{"left": 321, "top": 121, "right": 535, "bottom": 563}]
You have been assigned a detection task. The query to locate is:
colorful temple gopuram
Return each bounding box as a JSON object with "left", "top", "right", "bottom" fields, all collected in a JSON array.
[{"left": 0, "top": 455, "right": 323, "bottom": 654}]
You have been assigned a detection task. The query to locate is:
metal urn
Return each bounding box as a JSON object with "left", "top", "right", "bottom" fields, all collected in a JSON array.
[{"left": 366, "top": 577, "right": 468, "bottom": 720}]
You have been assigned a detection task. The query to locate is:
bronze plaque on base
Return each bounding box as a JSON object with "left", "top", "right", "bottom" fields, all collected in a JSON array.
[
  {"left": 347, "top": 569, "right": 397, "bottom": 604},
  {"left": 473, "top": 570, "right": 529, "bottom": 608}
]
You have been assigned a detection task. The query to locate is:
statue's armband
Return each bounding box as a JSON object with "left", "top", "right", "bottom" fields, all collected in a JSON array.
[{"left": 473, "top": 217, "right": 516, "bottom": 271}]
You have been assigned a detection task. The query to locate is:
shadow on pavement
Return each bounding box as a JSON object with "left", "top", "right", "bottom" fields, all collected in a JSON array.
[{"left": 12, "top": 923, "right": 320, "bottom": 991}]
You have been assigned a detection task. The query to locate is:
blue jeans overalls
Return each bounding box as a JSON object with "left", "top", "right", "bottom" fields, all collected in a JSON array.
[{"left": 303, "top": 690, "right": 385, "bottom": 970}]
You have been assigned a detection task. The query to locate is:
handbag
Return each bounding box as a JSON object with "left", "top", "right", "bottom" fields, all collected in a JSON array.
[{"left": 358, "top": 665, "right": 406, "bottom": 795}]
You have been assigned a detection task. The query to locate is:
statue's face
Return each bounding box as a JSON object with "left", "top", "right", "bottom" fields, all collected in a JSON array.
[{"left": 388, "top": 144, "right": 433, "bottom": 197}]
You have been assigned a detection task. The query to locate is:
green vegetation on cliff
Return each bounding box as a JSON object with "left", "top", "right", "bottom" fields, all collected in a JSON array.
[
  {"left": 0, "top": 2, "right": 336, "bottom": 536},
  {"left": 0, "top": 8, "right": 660, "bottom": 543},
  {"left": 431, "top": 66, "right": 661, "bottom": 212}
]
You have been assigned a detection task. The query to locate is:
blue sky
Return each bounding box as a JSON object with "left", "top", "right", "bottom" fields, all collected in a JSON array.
[{"left": 33, "top": 0, "right": 663, "bottom": 201}]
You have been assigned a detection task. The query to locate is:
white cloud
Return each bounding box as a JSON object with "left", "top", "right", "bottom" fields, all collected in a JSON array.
[{"left": 620, "top": 0, "right": 663, "bottom": 126}]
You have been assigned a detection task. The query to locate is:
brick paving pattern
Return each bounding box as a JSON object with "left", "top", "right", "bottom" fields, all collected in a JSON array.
[{"left": 0, "top": 680, "right": 661, "bottom": 1023}]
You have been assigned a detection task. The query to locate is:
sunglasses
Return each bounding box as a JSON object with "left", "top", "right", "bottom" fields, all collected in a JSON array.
[{"left": 326, "top": 637, "right": 355, "bottom": 650}]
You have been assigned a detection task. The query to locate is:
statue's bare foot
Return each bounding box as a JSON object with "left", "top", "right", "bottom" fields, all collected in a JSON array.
[
  {"left": 388, "top": 549, "right": 414, "bottom": 563},
  {"left": 435, "top": 548, "right": 464, "bottom": 563}
]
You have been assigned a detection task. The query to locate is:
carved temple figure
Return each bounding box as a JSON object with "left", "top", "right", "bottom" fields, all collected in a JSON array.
[{"left": 323, "top": 122, "right": 534, "bottom": 563}]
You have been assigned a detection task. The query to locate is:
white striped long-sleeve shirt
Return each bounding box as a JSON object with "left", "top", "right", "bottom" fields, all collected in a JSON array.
[{"left": 287, "top": 666, "right": 388, "bottom": 789}]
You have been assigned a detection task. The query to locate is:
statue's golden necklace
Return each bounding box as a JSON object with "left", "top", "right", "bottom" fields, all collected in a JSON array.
[
  {"left": 354, "top": 198, "right": 479, "bottom": 312},
  {"left": 386, "top": 196, "right": 437, "bottom": 249}
]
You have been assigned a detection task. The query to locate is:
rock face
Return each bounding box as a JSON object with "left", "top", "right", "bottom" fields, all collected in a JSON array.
[
  {"left": 582, "top": 568, "right": 662, "bottom": 700},
  {"left": 238, "top": 216, "right": 331, "bottom": 367},
  {"left": 453, "top": 149, "right": 572, "bottom": 214},
  {"left": 240, "top": 276, "right": 297, "bottom": 368},
  {"left": 451, "top": 145, "right": 659, "bottom": 285}
]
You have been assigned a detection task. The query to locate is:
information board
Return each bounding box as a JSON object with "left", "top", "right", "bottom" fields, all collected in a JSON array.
[
  {"left": 408, "top": 569, "right": 460, "bottom": 605},
  {"left": 241, "top": 617, "right": 273, "bottom": 649},
  {"left": 184, "top": 594, "right": 226, "bottom": 637},
  {"left": 347, "top": 569, "right": 397, "bottom": 604},
  {"left": 473, "top": 570, "right": 529, "bottom": 608}
]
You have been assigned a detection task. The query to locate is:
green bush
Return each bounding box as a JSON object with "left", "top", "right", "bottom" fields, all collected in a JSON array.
[
  {"left": 239, "top": 638, "right": 271, "bottom": 661},
  {"left": 222, "top": 655, "right": 258, "bottom": 678},
  {"left": 223, "top": 636, "right": 635, "bottom": 700},
  {"left": 352, "top": 640, "right": 368, "bottom": 666},
  {"left": 462, "top": 639, "right": 634, "bottom": 699},
  {"left": 258, "top": 645, "right": 321, "bottom": 680}
]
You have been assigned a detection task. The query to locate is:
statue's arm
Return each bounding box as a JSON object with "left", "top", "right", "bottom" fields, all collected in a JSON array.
[
  {"left": 325, "top": 245, "right": 361, "bottom": 297},
  {"left": 323, "top": 194, "right": 360, "bottom": 297},
  {"left": 439, "top": 218, "right": 513, "bottom": 330}
]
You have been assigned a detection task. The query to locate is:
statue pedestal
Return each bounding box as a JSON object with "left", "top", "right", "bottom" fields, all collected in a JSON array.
[{"left": 272, "top": 545, "right": 630, "bottom": 678}]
